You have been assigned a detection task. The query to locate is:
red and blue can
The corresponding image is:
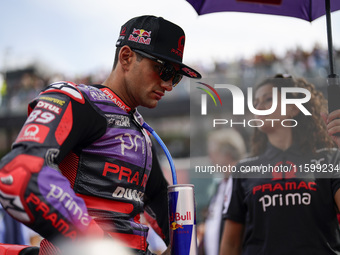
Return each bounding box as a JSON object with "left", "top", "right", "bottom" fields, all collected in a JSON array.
[{"left": 168, "top": 184, "right": 197, "bottom": 255}]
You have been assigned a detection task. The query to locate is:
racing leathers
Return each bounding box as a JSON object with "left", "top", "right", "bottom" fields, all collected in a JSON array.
[
  {"left": 0, "top": 81, "right": 169, "bottom": 253},
  {"left": 224, "top": 142, "right": 340, "bottom": 255}
]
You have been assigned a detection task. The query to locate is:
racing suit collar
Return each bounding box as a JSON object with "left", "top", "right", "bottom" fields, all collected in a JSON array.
[
  {"left": 93, "top": 84, "right": 147, "bottom": 133},
  {"left": 97, "top": 85, "right": 132, "bottom": 113}
]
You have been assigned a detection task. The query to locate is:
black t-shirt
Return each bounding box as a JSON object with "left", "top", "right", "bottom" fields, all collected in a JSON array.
[{"left": 224, "top": 143, "right": 340, "bottom": 255}]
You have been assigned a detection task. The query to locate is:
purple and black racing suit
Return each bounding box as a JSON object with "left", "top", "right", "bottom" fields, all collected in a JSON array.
[{"left": 0, "top": 81, "right": 169, "bottom": 254}]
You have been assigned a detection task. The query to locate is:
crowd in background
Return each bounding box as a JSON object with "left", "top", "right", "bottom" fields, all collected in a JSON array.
[{"left": 0, "top": 44, "right": 339, "bottom": 115}]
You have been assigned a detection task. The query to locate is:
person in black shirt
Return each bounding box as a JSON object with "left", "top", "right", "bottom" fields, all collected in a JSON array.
[{"left": 220, "top": 75, "right": 340, "bottom": 255}]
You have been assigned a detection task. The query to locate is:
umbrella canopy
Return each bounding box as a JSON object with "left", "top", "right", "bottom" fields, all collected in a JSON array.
[{"left": 187, "top": 0, "right": 340, "bottom": 22}]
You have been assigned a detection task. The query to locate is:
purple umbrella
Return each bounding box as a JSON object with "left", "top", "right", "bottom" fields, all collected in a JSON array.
[
  {"left": 186, "top": 0, "right": 340, "bottom": 111},
  {"left": 187, "top": 0, "right": 340, "bottom": 22}
]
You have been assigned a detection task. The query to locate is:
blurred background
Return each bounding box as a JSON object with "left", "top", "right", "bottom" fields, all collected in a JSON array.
[{"left": 1, "top": 0, "right": 340, "bottom": 226}]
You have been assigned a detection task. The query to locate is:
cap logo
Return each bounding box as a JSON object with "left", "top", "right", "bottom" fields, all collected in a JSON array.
[
  {"left": 178, "top": 36, "right": 185, "bottom": 53},
  {"left": 116, "top": 27, "right": 127, "bottom": 46},
  {"left": 120, "top": 27, "right": 127, "bottom": 36},
  {"left": 182, "top": 67, "right": 198, "bottom": 78},
  {"left": 128, "top": 28, "right": 152, "bottom": 45},
  {"left": 171, "top": 35, "right": 185, "bottom": 58}
]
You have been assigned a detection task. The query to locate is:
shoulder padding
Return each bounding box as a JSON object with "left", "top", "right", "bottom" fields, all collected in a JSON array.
[{"left": 41, "top": 81, "right": 85, "bottom": 104}]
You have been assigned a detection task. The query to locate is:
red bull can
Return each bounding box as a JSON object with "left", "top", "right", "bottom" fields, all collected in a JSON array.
[{"left": 168, "top": 184, "right": 197, "bottom": 255}]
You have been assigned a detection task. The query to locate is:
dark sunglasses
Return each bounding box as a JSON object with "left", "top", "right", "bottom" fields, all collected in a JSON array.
[{"left": 132, "top": 49, "right": 183, "bottom": 87}]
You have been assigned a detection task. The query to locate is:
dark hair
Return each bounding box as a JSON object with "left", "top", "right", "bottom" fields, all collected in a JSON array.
[
  {"left": 112, "top": 47, "right": 144, "bottom": 70},
  {"left": 251, "top": 74, "right": 335, "bottom": 156}
]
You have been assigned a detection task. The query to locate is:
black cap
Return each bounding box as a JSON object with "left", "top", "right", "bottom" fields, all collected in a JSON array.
[{"left": 116, "top": 15, "right": 201, "bottom": 79}]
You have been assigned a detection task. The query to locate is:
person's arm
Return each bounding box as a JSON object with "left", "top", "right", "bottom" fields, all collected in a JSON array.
[
  {"left": 330, "top": 148, "right": 340, "bottom": 211},
  {"left": 335, "top": 189, "right": 340, "bottom": 212},
  {"left": 219, "top": 220, "right": 244, "bottom": 255},
  {"left": 219, "top": 173, "right": 246, "bottom": 255},
  {"left": 323, "top": 110, "right": 340, "bottom": 211},
  {"left": 0, "top": 82, "right": 106, "bottom": 243}
]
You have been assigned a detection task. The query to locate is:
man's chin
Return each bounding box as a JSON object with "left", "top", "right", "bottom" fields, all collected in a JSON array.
[{"left": 142, "top": 101, "right": 158, "bottom": 109}]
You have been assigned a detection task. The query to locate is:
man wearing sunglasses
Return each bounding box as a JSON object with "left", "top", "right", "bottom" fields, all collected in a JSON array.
[
  {"left": 104, "top": 16, "right": 201, "bottom": 109},
  {"left": 0, "top": 15, "right": 201, "bottom": 255}
]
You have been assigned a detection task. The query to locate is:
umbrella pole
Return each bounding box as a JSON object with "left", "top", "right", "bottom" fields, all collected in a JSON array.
[
  {"left": 325, "top": 0, "right": 337, "bottom": 77},
  {"left": 325, "top": 0, "right": 340, "bottom": 113}
]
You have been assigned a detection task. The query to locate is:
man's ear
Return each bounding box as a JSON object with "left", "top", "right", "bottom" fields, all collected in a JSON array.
[{"left": 119, "top": 46, "right": 133, "bottom": 71}]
